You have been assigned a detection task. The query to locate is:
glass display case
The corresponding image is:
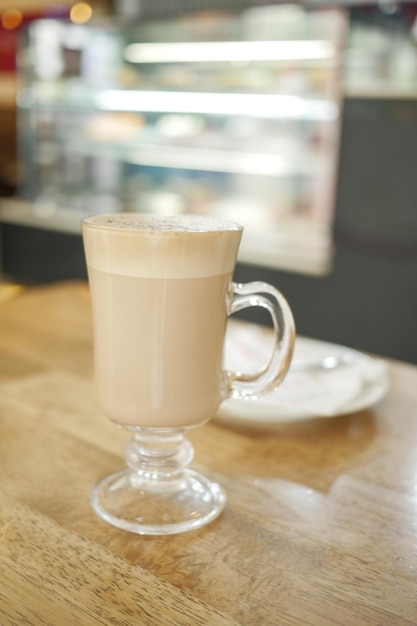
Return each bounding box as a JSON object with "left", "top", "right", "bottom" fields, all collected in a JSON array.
[{"left": 16, "top": 5, "right": 346, "bottom": 275}]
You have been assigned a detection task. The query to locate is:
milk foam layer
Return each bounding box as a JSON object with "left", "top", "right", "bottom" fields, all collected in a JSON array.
[
  {"left": 83, "top": 213, "right": 241, "bottom": 233},
  {"left": 82, "top": 213, "right": 242, "bottom": 279}
]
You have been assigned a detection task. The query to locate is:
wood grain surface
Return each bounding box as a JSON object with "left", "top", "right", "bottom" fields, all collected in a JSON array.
[{"left": 0, "top": 281, "right": 416, "bottom": 625}]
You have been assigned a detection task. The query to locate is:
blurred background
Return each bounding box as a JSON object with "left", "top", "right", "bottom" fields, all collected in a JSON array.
[{"left": 1, "top": 0, "right": 417, "bottom": 364}]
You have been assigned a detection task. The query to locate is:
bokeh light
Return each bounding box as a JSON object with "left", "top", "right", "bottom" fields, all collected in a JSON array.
[
  {"left": 1, "top": 9, "right": 23, "bottom": 30},
  {"left": 70, "top": 2, "right": 93, "bottom": 25}
]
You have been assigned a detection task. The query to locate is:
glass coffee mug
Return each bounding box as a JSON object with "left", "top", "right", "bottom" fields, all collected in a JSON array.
[{"left": 82, "top": 213, "right": 295, "bottom": 535}]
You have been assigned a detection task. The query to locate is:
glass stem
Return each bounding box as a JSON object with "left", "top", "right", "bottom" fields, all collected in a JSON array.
[{"left": 125, "top": 428, "right": 194, "bottom": 481}]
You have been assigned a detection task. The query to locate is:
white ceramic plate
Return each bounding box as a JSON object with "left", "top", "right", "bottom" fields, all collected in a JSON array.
[{"left": 215, "top": 326, "right": 390, "bottom": 427}]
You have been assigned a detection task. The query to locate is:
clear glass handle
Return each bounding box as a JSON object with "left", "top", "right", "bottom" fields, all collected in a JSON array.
[{"left": 226, "top": 281, "right": 296, "bottom": 400}]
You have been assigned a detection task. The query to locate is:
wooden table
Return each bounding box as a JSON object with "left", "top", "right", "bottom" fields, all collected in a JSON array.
[{"left": 0, "top": 281, "right": 416, "bottom": 625}]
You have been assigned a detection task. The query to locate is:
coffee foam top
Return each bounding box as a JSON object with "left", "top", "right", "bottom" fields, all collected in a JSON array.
[
  {"left": 83, "top": 213, "right": 241, "bottom": 234},
  {"left": 82, "top": 213, "right": 242, "bottom": 278}
]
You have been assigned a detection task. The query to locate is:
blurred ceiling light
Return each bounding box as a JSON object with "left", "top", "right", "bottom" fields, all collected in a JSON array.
[
  {"left": 70, "top": 2, "right": 92, "bottom": 24},
  {"left": 1, "top": 8, "right": 23, "bottom": 30},
  {"left": 124, "top": 40, "right": 335, "bottom": 64},
  {"left": 96, "top": 90, "right": 338, "bottom": 121}
]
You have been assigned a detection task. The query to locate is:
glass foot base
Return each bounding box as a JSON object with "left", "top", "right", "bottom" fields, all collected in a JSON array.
[{"left": 90, "top": 468, "right": 226, "bottom": 535}]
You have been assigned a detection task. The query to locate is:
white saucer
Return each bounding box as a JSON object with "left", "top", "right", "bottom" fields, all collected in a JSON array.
[{"left": 215, "top": 323, "right": 389, "bottom": 427}]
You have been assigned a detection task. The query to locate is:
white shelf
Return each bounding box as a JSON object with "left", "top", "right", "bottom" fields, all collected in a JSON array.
[
  {"left": 63, "top": 138, "right": 321, "bottom": 178},
  {"left": 0, "top": 198, "right": 84, "bottom": 235},
  {"left": 0, "top": 198, "right": 332, "bottom": 276}
]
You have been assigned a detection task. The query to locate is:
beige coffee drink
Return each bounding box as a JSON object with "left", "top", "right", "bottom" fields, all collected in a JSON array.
[
  {"left": 83, "top": 212, "right": 294, "bottom": 535},
  {"left": 82, "top": 213, "right": 242, "bottom": 429}
]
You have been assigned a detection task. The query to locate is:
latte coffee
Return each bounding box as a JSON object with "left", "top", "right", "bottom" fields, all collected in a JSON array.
[{"left": 82, "top": 213, "right": 242, "bottom": 428}]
